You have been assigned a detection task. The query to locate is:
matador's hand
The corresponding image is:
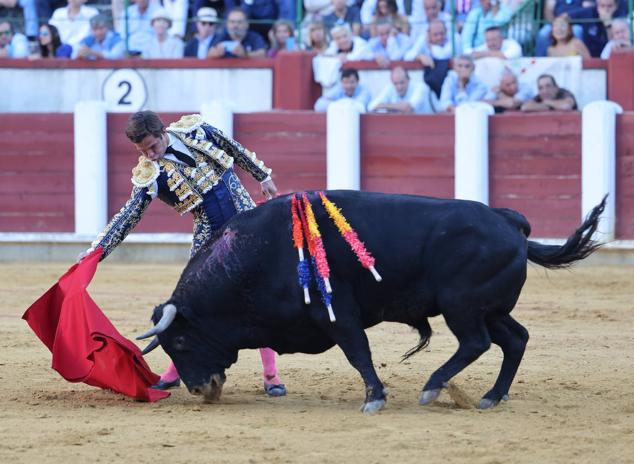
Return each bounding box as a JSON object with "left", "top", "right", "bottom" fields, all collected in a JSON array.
[{"left": 261, "top": 179, "right": 278, "bottom": 200}]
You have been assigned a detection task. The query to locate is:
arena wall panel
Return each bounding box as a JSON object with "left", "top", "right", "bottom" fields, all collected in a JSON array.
[
  {"left": 615, "top": 114, "right": 634, "bottom": 239},
  {"left": 489, "top": 113, "right": 582, "bottom": 238},
  {"left": 360, "top": 114, "right": 455, "bottom": 198},
  {"left": 0, "top": 114, "right": 74, "bottom": 232}
]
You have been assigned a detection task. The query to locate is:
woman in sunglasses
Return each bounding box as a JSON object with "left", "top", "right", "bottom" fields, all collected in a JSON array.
[{"left": 32, "top": 23, "right": 72, "bottom": 59}]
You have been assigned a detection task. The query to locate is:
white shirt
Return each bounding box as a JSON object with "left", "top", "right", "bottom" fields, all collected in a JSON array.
[
  {"left": 325, "top": 36, "right": 373, "bottom": 61},
  {"left": 369, "top": 81, "right": 432, "bottom": 114},
  {"left": 404, "top": 35, "right": 461, "bottom": 61},
  {"left": 163, "top": 0, "right": 189, "bottom": 38},
  {"left": 165, "top": 133, "right": 195, "bottom": 164},
  {"left": 49, "top": 5, "right": 99, "bottom": 50},
  {"left": 474, "top": 38, "right": 522, "bottom": 59}
]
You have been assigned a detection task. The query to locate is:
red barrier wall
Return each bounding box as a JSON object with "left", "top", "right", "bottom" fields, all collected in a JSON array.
[
  {"left": 0, "top": 114, "right": 74, "bottom": 232},
  {"left": 360, "top": 114, "right": 454, "bottom": 197},
  {"left": 616, "top": 114, "right": 634, "bottom": 239},
  {"left": 234, "top": 111, "right": 327, "bottom": 197},
  {"left": 489, "top": 113, "right": 582, "bottom": 238}
]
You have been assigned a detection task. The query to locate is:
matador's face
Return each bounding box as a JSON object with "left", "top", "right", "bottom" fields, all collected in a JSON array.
[{"left": 134, "top": 131, "right": 169, "bottom": 161}]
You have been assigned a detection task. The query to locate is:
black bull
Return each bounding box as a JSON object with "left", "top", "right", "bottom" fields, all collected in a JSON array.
[{"left": 139, "top": 191, "right": 606, "bottom": 412}]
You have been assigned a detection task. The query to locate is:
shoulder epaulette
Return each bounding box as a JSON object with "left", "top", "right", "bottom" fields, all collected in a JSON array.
[
  {"left": 131, "top": 156, "right": 160, "bottom": 187},
  {"left": 168, "top": 114, "right": 204, "bottom": 133}
]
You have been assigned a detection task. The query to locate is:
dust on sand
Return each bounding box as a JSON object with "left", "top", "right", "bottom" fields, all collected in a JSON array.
[{"left": 1, "top": 263, "right": 633, "bottom": 464}]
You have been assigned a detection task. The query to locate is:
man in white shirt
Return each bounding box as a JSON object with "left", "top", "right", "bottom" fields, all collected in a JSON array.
[
  {"left": 49, "top": 0, "right": 98, "bottom": 50},
  {"left": 325, "top": 23, "right": 373, "bottom": 61},
  {"left": 314, "top": 67, "right": 372, "bottom": 112},
  {"left": 369, "top": 66, "right": 432, "bottom": 114},
  {"left": 368, "top": 18, "right": 411, "bottom": 67},
  {"left": 404, "top": 19, "right": 459, "bottom": 63},
  {"left": 471, "top": 26, "right": 522, "bottom": 60}
]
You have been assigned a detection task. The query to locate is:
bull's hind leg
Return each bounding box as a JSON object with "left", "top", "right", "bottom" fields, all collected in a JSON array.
[
  {"left": 479, "top": 314, "right": 529, "bottom": 409},
  {"left": 319, "top": 317, "right": 386, "bottom": 414},
  {"left": 420, "top": 312, "right": 491, "bottom": 405}
]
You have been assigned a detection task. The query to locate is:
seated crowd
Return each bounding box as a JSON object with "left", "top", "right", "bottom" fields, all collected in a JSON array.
[
  {"left": 0, "top": 0, "right": 632, "bottom": 60},
  {"left": 313, "top": 59, "right": 577, "bottom": 113}
]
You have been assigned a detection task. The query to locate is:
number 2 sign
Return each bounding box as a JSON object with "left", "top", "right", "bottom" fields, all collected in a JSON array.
[{"left": 102, "top": 69, "right": 148, "bottom": 113}]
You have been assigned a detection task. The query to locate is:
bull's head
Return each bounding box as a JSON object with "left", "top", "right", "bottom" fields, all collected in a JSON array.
[{"left": 137, "top": 303, "right": 230, "bottom": 403}]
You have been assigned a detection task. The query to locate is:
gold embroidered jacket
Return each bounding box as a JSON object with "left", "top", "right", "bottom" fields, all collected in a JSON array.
[{"left": 90, "top": 114, "right": 271, "bottom": 259}]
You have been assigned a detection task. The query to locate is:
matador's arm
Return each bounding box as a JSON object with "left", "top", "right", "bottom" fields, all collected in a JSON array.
[{"left": 202, "top": 123, "right": 272, "bottom": 182}]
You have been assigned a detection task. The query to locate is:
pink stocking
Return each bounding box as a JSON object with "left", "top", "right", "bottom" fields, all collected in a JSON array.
[
  {"left": 159, "top": 361, "right": 179, "bottom": 382},
  {"left": 259, "top": 348, "right": 281, "bottom": 385}
]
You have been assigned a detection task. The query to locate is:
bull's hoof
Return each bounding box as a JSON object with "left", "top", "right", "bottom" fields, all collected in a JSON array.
[
  {"left": 419, "top": 388, "right": 441, "bottom": 405},
  {"left": 478, "top": 394, "right": 509, "bottom": 410},
  {"left": 361, "top": 399, "right": 386, "bottom": 414}
]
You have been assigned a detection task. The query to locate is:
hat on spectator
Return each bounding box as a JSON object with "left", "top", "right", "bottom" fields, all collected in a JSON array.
[
  {"left": 196, "top": 7, "right": 219, "bottom": 23},
  {"left": 151, "top": 8, "right": 173, "bottom": 27}
]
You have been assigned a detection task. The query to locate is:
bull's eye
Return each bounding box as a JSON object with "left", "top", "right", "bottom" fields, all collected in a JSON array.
[{"left": 173, "top": 336, "right": 187, "bottom": 351}]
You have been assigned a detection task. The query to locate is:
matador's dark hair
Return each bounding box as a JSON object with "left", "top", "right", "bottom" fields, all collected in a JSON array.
[{"left": 125, "top": 111, "right": 165, "bottom": 143}]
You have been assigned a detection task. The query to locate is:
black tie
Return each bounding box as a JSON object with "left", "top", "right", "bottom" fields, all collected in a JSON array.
[{"left": 165, "top": 145, "right": 196, "bottom": 167}]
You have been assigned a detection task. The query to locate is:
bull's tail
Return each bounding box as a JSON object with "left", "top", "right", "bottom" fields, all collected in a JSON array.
[
  {"left": 527, "top": 196, "right": 607, "bottom": 269},
  {"left": 401, "top": 318, "right": 432, "bottom": 362}
]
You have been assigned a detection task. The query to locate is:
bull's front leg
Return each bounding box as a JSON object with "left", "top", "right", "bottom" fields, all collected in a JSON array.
[{"left": 320, "top": 317, "right": 386, "bottom": 414}]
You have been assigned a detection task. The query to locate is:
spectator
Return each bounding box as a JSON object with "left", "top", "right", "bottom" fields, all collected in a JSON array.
[
  {"left": 471, "top": 25, "right": 522, "bottom": 59},
  {"left": 75, "top": 13, "right": 124, "bottom": 59},
  {"left": 405, "top": 19, "right": 458, "bottom": 63},
  {"left": 325, "top": 23, "right": 373, "bottom": 61},
  {"left": 30, "top": 22, "right": 71, "bottom": 58},
  {"left": 409, "top": 0, "right": 453, "bottom": 42},
  {"left": 438, "top": 54, "right": 489, "bottom": 112},
  {"left": 483, "top": 69, "right": 533, "bottom": 113},
  {"left": 0, "top": 18, "right": 28, "bottom": 57},
  {"left": 535, "top": 0, "right": 585, "bottom": 57},
  {"left": 323, "top": 0, "right": 362, "bottom": 36},
  {"left": 116, "top": 0, "right": 159, "bottom": 55},
  {"left": 48, "top": 0, "right": 98, "bottom": 50},
  {"left": 314, "top": 67, "right": 371, "bottom": 111},
  {"left": 452, "top": 0, "right": 481, "bottom": 31},
  {"left": 368, "top": 18, "right": 411, "bottom": 67},
  {"left": 521, "top": 74, "right": 577, "bottom": 112},
  {"left": 162, "top": 0, "right": 188, "bottom": 39},
  {"left": 184, "top": 7, "right": 220, "bottom": 58},
  {"left": 601, "top": 17, "right": 633, "bottom": 58},
  {"left": 461, "top": 0, "right": 512, "bottom": 53},
  {"left": 142, "top": 7, "right": 184, "bottom": 58},
  {"left": 369, "top": 66, "right": 432, "bottom": 113},
  {"left": 224, "top": 0, "right": 292, "bottom": 42},
  {"left": 367, "top": 0, "right": 410, "bottom": 36},
  {"left": 208, "top": 7, "right": 267, "bottom": 58},
  {"left": 547, "top": 15, "right": 590, "bottom": 58},
  {"left": 304, "top": 19, "right": 329, "bottom": 53},
  {"left": 568, "top": 0, "right": 628, "bottom": 57},
  {"left": 0, "top": 0, "right": 38, "bottom": 38},
  {"left": 267, "top": 19, "right": 297, "bottom": 57}
]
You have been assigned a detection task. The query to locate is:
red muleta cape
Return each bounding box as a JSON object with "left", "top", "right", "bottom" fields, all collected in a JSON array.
[{"left": 22, "top": 247, "right": 169, "bottom": 402}]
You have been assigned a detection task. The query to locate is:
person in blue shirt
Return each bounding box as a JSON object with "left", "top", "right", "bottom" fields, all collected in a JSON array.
[
  {"left": 34, "top": 23, "right": 72, "bottom": 58},
  {"left": 208, "top": 7, "right": 267, "bottom": 58},
  {"left": 461, "top": 0, "right": 512, "bottom": 53},
  {"left": 75, "top": 14, "right": 125, "bottom": 59},
  {"left": 439, "top": 54, "right": 489, "bottom": 112},
  {"left": 314, "top": 68, "right": 372, "bottom": 112}
]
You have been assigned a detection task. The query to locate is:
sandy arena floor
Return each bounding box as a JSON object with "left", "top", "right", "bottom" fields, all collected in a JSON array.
[{"left": 1, "top": 262, "right": 633, "bottom": 464}]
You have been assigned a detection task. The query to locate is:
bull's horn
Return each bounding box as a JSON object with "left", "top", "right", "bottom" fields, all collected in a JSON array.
[
  {"left": 141, "top": 336, "right": 161, "bottom": 355},
  {"left": 136, "top": 304, "right": 177, "bottom": 340}
]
